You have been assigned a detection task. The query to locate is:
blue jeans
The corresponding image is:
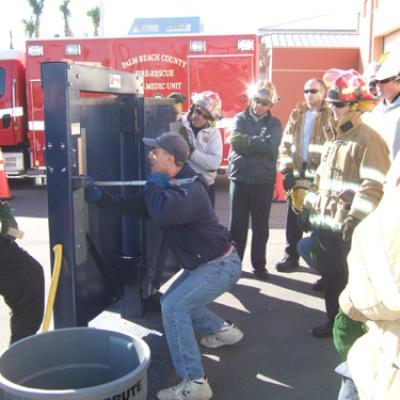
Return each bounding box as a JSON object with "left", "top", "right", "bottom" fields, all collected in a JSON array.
[
  {"left": 160, "top": 250, "right": 242, "bottom": 380},
  {"left": 297, "top": 232, "right": 318, "bottom": 270},
  {"left": 335, "top": 362, "right": 359, "bottom": 400}
]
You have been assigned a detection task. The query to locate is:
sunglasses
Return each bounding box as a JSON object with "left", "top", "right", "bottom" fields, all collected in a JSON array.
[
  {"left": 194, "top": 107, "right": 211, "bottom": 119},
  {"left": 254, "top": 97, "right": 270, "bottom": 106},
  {"left": 329, "top": 101, "right": 349, "bottom": 109},
  {"left": 304, "top": 88, "right": 320, "bottom": 94},
  {"left": 376, "top": 76, "right": 397, "bottom": 84}
]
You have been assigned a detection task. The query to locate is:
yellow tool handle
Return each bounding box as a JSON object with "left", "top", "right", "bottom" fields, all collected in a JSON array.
[{"left": 42, "top": 244, "right": 63, "bottom": 333}]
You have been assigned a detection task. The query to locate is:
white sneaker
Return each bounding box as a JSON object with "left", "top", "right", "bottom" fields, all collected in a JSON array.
[
  {"left": 200, "top": 322, "right": 243, "bottom": 348},
  {"left": 157, "top": 378, "right": 213, "bottom": 400}
]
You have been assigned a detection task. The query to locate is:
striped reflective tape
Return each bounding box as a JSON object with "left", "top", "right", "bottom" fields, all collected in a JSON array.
[
  {"left": 319, "top": 179, "right": 360, "bottom": 193},
  {"left": 351, "top": 196, "right": 376, "bottom": 215},
  {"left": 308, "top": 143, "right": 324, "bottom": 153},
  {"left": 0, "top": 107, "right": 24, "bottom": 118},
  {"left": 360, "top": 166, "right": 387, "bottom": 184},
  {"left": 28, "top": 121, "right": 45, "bottom": 131}
]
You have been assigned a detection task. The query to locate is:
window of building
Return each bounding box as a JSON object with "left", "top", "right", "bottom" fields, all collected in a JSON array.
[{"left": 0, "top": 68, "right": 5, "bottom": 97}]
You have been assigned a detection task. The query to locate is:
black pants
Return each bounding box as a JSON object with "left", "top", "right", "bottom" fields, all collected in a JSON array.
[
  {"left": 0, "top": 237, "right": 45, "bottom": 343},
  {"left": 229, "top": 181, "right": 274, "bottom": 271},
  {"left": 316, "top": 229, "right": 350, "bottom": 322},
  {"left": 208, "top": 183, "right": 215, "bottom": 208},
  {"left": 283, "top": 200, "right": 303, "bottom": 260}
]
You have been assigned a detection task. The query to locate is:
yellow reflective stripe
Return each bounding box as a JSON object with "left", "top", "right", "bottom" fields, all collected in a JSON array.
[
  {"left": 282, "top": 134, "right": 294, "bottom": 144},
  {"left": 360, "top": 166, "right": 387, "bottom": 184},
  {"left": 304, "top": 170, "right": 316, "bottom": 178},
  {"left": 310, "top": 213, "right": 342, "bottom": 231},
  {"left": 293, "top": 170, "right": 300, "bottom": 178},
  {"left": 279, "top": 156, "right": 293, "bottom": 165},
  {"left": 308, "top": 143, "right": 324, "bottom": 153},
  {"left": 304, "top": 191, "right": 318, "bottom": 206},
  {"left": 319, "top": 179, "right": 360, "bottom": 193},
  {"left": 351, "top": 196, "right": 376, "bottom": 215}
]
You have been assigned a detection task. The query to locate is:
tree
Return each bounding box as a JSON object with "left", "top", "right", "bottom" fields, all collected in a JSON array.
[
  {"left": 60, "top": 0, "right": 73, "bottom": 37},
  {"left": 26, "top": 0, "right": 45, "bottom": 38},
  {"left": 87, "top": 6, "right": 100, "bottom": 37},
  {"left": 22, "top": 17, "right": 35, "bottom": 38}
]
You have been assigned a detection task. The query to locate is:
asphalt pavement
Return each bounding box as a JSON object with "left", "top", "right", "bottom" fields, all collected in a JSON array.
[{"left": 0, "top": 176, "right": 342, "bottom": 399}]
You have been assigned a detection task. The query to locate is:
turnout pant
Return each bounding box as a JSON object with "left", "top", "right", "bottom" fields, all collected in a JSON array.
[
  {"left": 316, "top": 229, "right": 350, "bottom": 322},
  {"left": 0, "top": 237, "right": 45, "bottom": 343},
  {"left": 229, "top": 180, "right": 274, "bottom": 271},
  {"left": 283, "top": 200, "right": 303, "bottom": 261}
]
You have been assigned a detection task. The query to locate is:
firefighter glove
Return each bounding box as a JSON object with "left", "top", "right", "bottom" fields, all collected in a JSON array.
[
  {"left": 0, "top": 201, "right": 19, "bottom": 241},
  {"left": 283, "top": 170, "right": 296, "bottom": 191},
  {"left": 297, "top": 208, "right": 311, "bottom": 232},
  {"left": 179, "top": 126, "right": 195, "bottom": 155},
  {"left": 84, "top": 179, "right": 103, "bottom": 203},
  {"left": 342, "top": 215, "right": 360, "bottom": 242},
  {"left": 229, "top": 132, "right": 250, "bottom": 150},
  {"left": 145, "top": 172, "right": 170, "bottom": 192}
]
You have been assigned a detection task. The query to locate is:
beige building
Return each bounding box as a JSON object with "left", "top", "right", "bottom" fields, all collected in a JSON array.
[{"left": 357, "top": 0, "right": 400, "bottom": 68}]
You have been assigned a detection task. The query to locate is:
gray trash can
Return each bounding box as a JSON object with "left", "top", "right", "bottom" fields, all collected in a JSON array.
[{"left": 0, "top": 327, "right": 151, "bottom": 400}]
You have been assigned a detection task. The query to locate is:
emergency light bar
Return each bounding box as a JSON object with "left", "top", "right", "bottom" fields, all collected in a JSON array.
[
  {"left": 190, "top": 40, "right": 206, "bottom": 52},
  {"left": 65, "top": 44, "right": 81, "bottom": 56},
  {"left": 28, "top": 45, "right": 44, "bottom": 57}
]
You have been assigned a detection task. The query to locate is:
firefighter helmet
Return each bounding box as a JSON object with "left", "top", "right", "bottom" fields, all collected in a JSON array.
[
  {"left": 323, "top": 69, "right": 375, "bottom": 103},
  {"left": 248, "top": 80, "right": 279, "bottom": 105},
  {"left": 374, "top": 51, "right": 400, "bottom": 82},
  {"left": 191, "top": 91, "right": 222, "bottom": 120}
]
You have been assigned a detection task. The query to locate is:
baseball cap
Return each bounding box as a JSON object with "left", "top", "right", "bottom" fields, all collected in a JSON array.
[{"left": 143, "top": 132, "right": 190, "bottom": 163}]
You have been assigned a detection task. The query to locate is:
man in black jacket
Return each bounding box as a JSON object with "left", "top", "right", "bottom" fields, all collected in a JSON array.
[
  {"left": 0, "top": 201, "right": 44, "bottom": 344},
  {"left": 228, "top": 80, "right": 282, "bottom": 281},
  {"left": 85, "top": 132, "right": 243, "bottom": 400}
]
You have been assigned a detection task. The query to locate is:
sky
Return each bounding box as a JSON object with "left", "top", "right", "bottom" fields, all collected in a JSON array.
[{"left": 1, "top": 0, "right": 359, "bottom": 51}]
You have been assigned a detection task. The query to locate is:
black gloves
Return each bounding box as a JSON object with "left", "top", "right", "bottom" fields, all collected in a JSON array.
[
  {"left": 229, "top": 132, "right": 250, "bottom": 150},
  {"left": 342, "top": 215, "right": 360, "bottom": 242},
  {"left": 283, "top": 170, "right": 296, "bottom": 191},
  {"left": 297, "top": 208, "right": 312, "bottom": 232},
  {"left": 179, "top": 126, "right": 195, "bottom": 155}
]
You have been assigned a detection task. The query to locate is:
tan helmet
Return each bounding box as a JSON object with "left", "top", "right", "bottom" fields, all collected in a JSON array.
[
  {"left": 248, "top": 80, "right": 279, "bottom": 105},
  {"left": 289, "top": 180, "right": 311, "bottom": 214}
]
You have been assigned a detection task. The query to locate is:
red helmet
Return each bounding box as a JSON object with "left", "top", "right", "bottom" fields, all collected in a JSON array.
[
  {"left": 191, "top": 91, "right": 222, "bottom": 120},
  {"left": 323, "top": 69, "right": 375, "bottom": 103}
]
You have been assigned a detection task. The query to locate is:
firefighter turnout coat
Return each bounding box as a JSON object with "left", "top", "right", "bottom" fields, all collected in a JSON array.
[
  {"left": 279, "top": 101, "right": 332, "bottom": 180},
  {"left": 339, "top": 153, "right": 400, "bottom": 400},
  {"left": 305, "top": 110, "right": 391, "bottom": 231}
]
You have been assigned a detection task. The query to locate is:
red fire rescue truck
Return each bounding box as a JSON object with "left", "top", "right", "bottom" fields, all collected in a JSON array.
[{"left": 0, "top": 34, "right": 262, "bottom": 181}]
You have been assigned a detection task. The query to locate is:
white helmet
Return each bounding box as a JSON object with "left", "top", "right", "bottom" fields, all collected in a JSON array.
[
  {"left": 191, "top": 91, "right": 222, "bottom": 120},
  {"left": 375, "top": 51, "right": 400, "bottom": 82}
]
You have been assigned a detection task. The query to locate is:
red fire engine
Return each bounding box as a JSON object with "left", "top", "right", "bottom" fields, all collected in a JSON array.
[{"left": 0, "top": 34, "right": 262, "bottom": 181}]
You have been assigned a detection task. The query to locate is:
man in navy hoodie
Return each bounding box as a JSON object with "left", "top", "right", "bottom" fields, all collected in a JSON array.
[{"left": 85, "top": 132, "right": 243, "bottom": 400}]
